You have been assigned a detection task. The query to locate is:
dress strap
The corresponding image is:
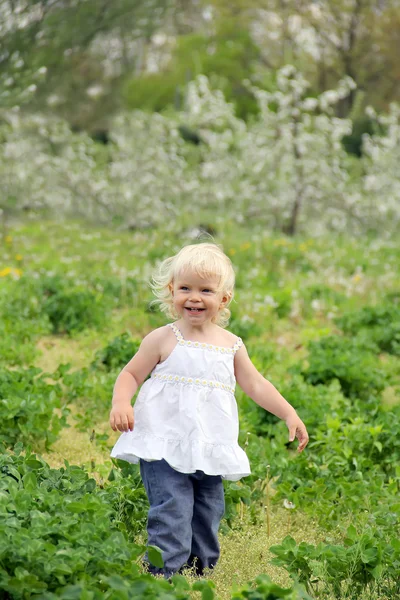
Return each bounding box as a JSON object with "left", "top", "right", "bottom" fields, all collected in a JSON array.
[
  {"left": 168, "top": 322, "right": 184, "bottom": 342},
  {"left": 233, "top": 337, "right": 243, "bottom": 355}
]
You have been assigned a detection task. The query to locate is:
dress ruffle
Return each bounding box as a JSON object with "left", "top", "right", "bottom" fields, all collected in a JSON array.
[{"left": 110, "top": 429, "right": 251, "bottom": 482}]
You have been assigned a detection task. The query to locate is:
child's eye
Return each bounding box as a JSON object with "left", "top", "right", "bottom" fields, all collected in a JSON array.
[
  {"left": 203, "top": 289, "right": 213, "bottom": 293},
  {"left": 180, "top": 286, "right": 189, "bottom": 290}
]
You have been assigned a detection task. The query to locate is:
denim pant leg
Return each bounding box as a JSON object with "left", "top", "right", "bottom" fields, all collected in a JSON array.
[
  {"left": 139, "top": 459, "right": 194, "bottom": 578},
  {"left": 188, "top": 471, "right": 225, "bottom": 575}
]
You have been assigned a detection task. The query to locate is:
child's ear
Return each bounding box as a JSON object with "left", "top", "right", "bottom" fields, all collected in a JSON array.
[
  {"left": 168, "top": 282, "right": 174, "bottom": 296},
  {"left": 220, "top": 291, "right": 231, "bottom": 308}
]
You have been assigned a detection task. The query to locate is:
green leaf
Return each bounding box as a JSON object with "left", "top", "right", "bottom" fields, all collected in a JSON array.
[
  {"left": 371, "top": 564, "right": 383, "bottom": 579},
  {"left": 391, "top": 538, "right": 400, "bottom": 551},
  {"left": 23, "top": 472, "right": 37, "bottom": 491},
  {"left": 66, "top": 502, "right": 85, "bottom": 513},
  {"left": 104, "top": 575, "right": 130, "bottom": 591},
  {"left": 192, "top": 580, "right": 216, "bottom": 595},
  {"left": 360, "top": 548, "right": 377, "bottom": 564},
  {"left": 84, "top": 479, "right": 96, "bottom": 492},
  {"left": 229, "top": 483, "right": 242, "bottom": 491},
  {"left": 14, "top": 566, "right": 30, "bottom": 580},
  {"left": 13, "top": 442, "right": 24, "bottom": 456},
  {"left": 169, "top": 574, "right": 190, "bottom": 590},
  {"left": 346, "top": 524, "right": 357, "bottom": 541},
  {"left": 147, "top": 545, "right": 164, "bottom": 568},
  {"left": 202, "top": 586, "right": 215, "bottom": 600},
  {"left": 25, "top": 459, "right": 44, "bottom": 469},
  {"left": 58, "top": 585, "right": 86, "bottom": 599}
]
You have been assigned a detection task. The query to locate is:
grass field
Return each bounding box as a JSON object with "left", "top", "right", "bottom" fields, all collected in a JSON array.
[{"left": 1, "top": 218, "right": 399, "bottom": 599}]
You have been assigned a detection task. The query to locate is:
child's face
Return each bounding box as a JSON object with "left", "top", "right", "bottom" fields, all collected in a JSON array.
[{"left": 171, "top": 269, "right": 228, "bottom": 325}]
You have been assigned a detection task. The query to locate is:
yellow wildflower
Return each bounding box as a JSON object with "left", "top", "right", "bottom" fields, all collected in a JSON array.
[
  {"left": 229, "top": 248, "right": 236, "bottom": 256},
  {"left": 5, "top": 235, "right": 12, "bottom": 243},
  {"left": 240, "top": 242, "right": 251, "bottom": 251},
  {"left": 15, "top": 254, "right": 23, "bottom": 261},
  {"left": 299, "top": 243, "right": 308, "bottom": 252},
  {"left": 273, "top": 239, "right": 289, "bottom": 247},
  {"left": 352, "top": 274, "right": 362, "bottom": 282},
  {"left": 0, "top": 267, "right": 22, "bottom": 277}
]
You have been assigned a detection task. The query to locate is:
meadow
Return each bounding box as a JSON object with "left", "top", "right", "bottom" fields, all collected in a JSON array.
[{"left": 1, "top": 218, "right": 399, "bottom": 599}]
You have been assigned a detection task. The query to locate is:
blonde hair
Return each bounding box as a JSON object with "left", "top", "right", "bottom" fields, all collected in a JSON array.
[{"left": 150, "top": 242, "right": 235, "bottom": 327}]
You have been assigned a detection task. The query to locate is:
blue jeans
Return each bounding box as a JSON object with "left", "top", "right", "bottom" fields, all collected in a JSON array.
[{"left": 139, "top": 458, "right": 225, "bottom": 578}]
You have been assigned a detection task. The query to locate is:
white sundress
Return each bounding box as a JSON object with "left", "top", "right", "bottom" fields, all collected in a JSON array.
[{"left": 110, "top": 322, "right": 251, "bottom": 481}]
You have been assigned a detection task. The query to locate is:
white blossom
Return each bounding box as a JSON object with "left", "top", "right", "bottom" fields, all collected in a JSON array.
[
  {"left": 1, "top": 69, "right": 399, "bottom": 235},
  {"left": 86, "top": 85, "right": 104, "bottom": 98}
]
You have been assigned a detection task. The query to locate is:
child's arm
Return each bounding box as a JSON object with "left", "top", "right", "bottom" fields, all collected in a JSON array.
[
  {"left": 234, "top": 344, "right": 309, "bottom": 453},
  {"left": 110, "top": 327, "right": 166, "bottom": 433}
]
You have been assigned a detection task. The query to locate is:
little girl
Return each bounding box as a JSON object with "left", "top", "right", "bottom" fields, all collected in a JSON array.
[{"left": 110, "top": 242, "right": 308, "bottom": 579}]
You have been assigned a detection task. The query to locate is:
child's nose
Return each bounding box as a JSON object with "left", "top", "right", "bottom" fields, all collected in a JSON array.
[{"left": 189, "top": 290, "right": 201, "bottom": 301}]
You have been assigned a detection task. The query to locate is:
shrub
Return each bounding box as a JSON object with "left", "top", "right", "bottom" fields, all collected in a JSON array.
[
  {"left": 271, "top": 288, "right": 293, "bottom": 319},
  {"left": 90, "top": 275, "right": 141, "bottom": 308},
  {"left": 298, "top": 335, "right": 388, "bottom": 399},
  {"left": 0, "top": 447, "right": 183, "bottom": 597},
  {"left": 107, "top": 459, "right": 149, "bottom": 539},
  {"left": 0, "top": 277, "right": 52, "bottom": 366},
  {"left": 270, "top": 528, "right": 400, "bottom": 599},
  {"left": 1, "top": 274, "right": 111, "bottom": 340},
  {"left": 246, "top": 376, "right": 350, "bottom": 435},
  {"left": 0, "top": 318, "right": 49, "bottom": 367},
  {"left": 229, "top": 315, "right": 262, "bottom": 341},
  {"left": 336, "top": 304, "right": 400, "bottom": 356},
  {"left": 0, "top": 448, "right": 229, "bottom": 598},
  {"left": 92, "top": 332, "right": 141, "bottom": 371},
  {"left": 231, "top": 574, "right": 312, "bottom": 599},
  {"left": 0, "top": 366, "right": 68, "bottom": 448},
  {"left": 61, "top": 366, "right": 116, "bottom": 429},
  {"left": 43, "top": 286, "right": 109, "bottom": 334}
]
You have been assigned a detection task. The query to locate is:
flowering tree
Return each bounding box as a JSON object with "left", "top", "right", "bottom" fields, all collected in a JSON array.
[
  {"left": 0, "top": 110, "right": 188, "bottom": 226},
  {"left": 1, "top": 67, "right": 399, "bottom": 236},
  {"left": 180, "top": 66, "right": 357, "bottom": 234},
  {"left": 360, "top": 104, "right": 400, "bottom": 230},
  {"left": 0, "top": 112, "right": 103, "bottom": 224},
  {"left": 241, "top": 67, "right": 357, "bottom": 234},
  {"left": 107, "top": 112, "right": 189, "bottom": 225}
]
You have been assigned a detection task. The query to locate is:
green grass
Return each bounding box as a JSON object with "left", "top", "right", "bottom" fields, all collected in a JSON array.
[{"left": 1, "top": 218, "right": 399, "bottom": 599}]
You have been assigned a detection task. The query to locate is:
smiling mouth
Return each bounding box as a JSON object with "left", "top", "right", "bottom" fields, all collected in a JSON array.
[{"left": 185, "top": 307, "right": 205, "bottom": 313}]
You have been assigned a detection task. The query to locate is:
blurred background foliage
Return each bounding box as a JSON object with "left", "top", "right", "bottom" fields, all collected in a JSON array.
[
  {"left": 2, "top": 0, "right": 400, "bottom": 138},
  {"left": 1, "top": 1, "right": 400, "bottom": 238}
]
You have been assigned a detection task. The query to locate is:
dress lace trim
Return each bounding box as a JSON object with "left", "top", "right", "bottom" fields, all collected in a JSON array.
[
  {"left": 168, "top": 323, "right": 243, "bottom": 355},
  {"left": 151, "top": 371, "right": 235, "bottom": 395}
]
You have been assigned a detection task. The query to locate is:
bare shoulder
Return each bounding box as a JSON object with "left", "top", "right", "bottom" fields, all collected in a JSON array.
[
  {"left": 141, "top": 324, "right": 177, "bottom": 363},
  {"left": 216, "top": 325, "right": 240, "bottom": 346},
  {"left": 140, "top": 325, "right": 172, "bottom": 348},
  {"left": 122, "top": 325, "right": 174, "bottom": 385}
]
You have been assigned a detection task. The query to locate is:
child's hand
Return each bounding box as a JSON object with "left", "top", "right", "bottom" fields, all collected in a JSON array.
[
  {"left": 110, "top": 403, "right": 134, "bottom": 432},
  {"left": 285, "top": 413, "right": 309, "bottom": 453}
]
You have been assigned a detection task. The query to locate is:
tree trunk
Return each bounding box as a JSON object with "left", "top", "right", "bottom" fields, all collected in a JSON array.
[{"left": 284, "top": 116, "right": 304, "bottom": 236}]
